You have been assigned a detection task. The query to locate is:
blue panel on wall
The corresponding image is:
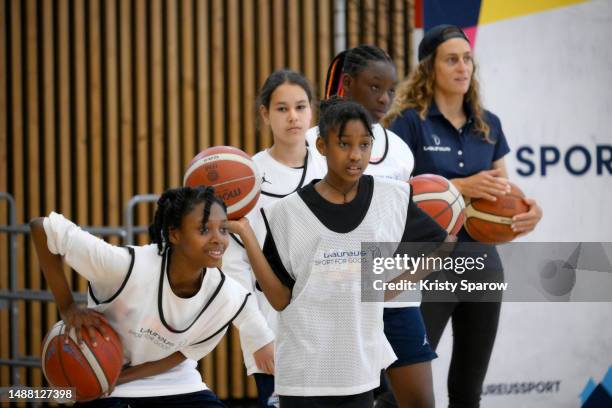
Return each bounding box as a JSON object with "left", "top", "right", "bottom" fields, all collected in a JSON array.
[{"left": 424, "top": 0, "right": 482, "bottom": 29}]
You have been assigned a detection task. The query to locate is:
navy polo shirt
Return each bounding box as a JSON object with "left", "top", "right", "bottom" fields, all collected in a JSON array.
[
  {"left": 389, "top": 102, "right": 510, "bottom": 179},
  {"left": 389, "top": 102, "right": 510, "bottom": 246}
]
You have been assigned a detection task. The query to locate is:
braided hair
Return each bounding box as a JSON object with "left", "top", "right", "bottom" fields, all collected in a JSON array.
[
  {"left": 149, "top": 186, "right": 226, "bottom": 255},
  {"left": 318, "top": 96, "right": 374, "bottom": 142},
  {"left": 324, "top": 45, "right": 394, "bottom": 99}
]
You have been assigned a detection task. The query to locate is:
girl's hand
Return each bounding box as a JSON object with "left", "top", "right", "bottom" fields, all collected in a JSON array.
[
  {"left": 452, "top": 169, "right": 511, "bottom": 201},
  {"left": 511, "top": 197, "right": 543, "bottom": 237},
  {"left": 60, "top": 303, "right": 110, "bottom": 346},
  {"left": 227, "top": 217, "right": 252, "bottom": 237},
  {"left": 253, "top": 341, "right": 275, "bottom": 375}
]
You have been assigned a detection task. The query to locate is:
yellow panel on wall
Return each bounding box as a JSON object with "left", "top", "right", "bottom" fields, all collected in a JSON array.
[{"left": 480, "top": 0, "right": 589, "bottom": 25}]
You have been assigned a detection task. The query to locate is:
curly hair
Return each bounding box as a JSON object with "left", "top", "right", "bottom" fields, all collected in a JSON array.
[
  {"left": 149, "top": 186, "right": 226, "bottom": 255},
  {"left": 382, "top": 52, "right": 492, "bottom": 143}
]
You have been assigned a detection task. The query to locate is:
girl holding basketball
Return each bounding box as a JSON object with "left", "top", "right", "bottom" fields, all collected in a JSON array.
[
  {"left": 230, "top": 97, "right": 449, "bottom": 408},
  {"left": 30, "top": 186, "right": 274, "bottom": 407},
  {"left": 223, "top": 69, "right": 327, "bottom": 407},
  {"left": 307, "top": 44, "right": 436, "bottom": 408},
  {"left": 383, "top": 25, "right": 542, "bottom": 408}
]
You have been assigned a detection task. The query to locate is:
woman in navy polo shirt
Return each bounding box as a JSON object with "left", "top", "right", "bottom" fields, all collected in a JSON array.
[{"left": 383, "top": 25, "right": 542, "bottom": 407}]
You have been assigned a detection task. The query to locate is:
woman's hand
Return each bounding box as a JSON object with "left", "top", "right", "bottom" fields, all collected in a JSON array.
[
  {"left": 452, "top": 168, "right": 511, "bottom": 201},
  {"left": 512, "top": 198, "right": 543, "bottom": 237},
  {"left": 61, "top": 303, "right": 110, "bottom": 346},
  {"left": 253, "top": 341, "right": 275, "bottom": 375}
]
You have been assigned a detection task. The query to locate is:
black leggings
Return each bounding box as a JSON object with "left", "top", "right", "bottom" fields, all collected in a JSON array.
[{"left": 420, "top": 300, "right": 501, "bottom": 408}]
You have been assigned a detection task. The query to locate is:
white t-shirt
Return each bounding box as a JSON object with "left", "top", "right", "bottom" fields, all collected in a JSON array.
[
  {"left": 222, "top": 146, "right": 327, "bottom": 374},
  {"left": 43, "top": 212, "right": 274, "bottom": 397}
]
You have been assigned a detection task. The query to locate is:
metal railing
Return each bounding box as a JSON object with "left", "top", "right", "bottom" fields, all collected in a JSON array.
[{"left": 0, "top": 192, "right": 159, "bottom": 385}]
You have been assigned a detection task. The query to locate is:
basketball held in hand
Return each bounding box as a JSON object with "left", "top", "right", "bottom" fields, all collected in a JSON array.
[
  {"left": 409, "top": 174, "right": 466, "bottom": 235},
  {"left": 184, "top": 146, "right": 261, "bottom": 220},
  {"left": 42, "top": 320, "right": 124, "bottom": 402},
  {"left": 464, "top": 181, "right": 529, "bottom": 243}
]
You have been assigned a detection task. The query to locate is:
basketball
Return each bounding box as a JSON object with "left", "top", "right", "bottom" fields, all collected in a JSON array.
[
  {"left": 183, "top": 146, "right": 261, "bottom": 220},
  {"left": 41, "top": 320, "right": 124, "bottom": 402},
  {"left": 409, "top": 174, "right": 466, "bottom": 235},
  {"left": 464, "top": 181, "right": 529, "bottom": 243}
]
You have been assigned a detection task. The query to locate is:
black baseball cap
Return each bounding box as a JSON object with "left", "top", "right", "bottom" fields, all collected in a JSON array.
[{"left": 418, "top": 24, "right": 470, "bottom": 62}]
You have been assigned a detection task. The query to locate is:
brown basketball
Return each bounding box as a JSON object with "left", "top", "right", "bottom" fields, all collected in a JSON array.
[
  {"left": 409, "top": 174, "right": 466, "bottom": 235},
  {"left": 42, "top": 320, "right": 123, "bottom": 402},
  {"left": 183, "top": 146, "right": 261, "bottom": 220},
  {"left": 464, "top": 182, "right": 529, "bottom": 243}
]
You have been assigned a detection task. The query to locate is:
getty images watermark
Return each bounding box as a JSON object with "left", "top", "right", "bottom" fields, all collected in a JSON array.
[{"left": 360, "top": 242, "right": 612, "bottom": 302}]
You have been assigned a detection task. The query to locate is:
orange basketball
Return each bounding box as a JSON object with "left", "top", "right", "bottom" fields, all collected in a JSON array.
[
  {"left": 42, "top": 320, "right": 123, "bottom": 402},
  {"left": 409, "top": 174, "right": 465, "bottom": 235},
  {"left": 183, "top": 146, "right": 261, "bottom": 220},
  {"left": 464, "top": 182, "right": 529, "bottom": 243}
]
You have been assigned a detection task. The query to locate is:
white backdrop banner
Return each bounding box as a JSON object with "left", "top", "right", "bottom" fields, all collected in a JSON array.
[{"left": 421, "top": 0, "right": 612, "bottom": 406}]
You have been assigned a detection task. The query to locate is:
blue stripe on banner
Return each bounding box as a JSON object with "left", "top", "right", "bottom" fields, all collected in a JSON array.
[
  {"left": 602, "top": 366, "right": 612, "bottom": 397},
  {"left": 424, "top": 0, "right": 482, "bottom": 30},
  {"left": 580, "top": 378, "right": 597, "bottom": 405}
]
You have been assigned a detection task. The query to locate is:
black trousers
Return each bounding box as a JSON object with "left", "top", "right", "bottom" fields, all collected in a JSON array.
[
  {"left": 420, "top": 300, "right": 501, "bottom": 408},
  {"left": 279, "top": 390, "right": 373, "bottom": 408}
]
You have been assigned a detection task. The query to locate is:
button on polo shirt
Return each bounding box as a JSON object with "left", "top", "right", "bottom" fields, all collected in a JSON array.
[{"left": 389, "top": 102, "right": 510, "bottom": 179}]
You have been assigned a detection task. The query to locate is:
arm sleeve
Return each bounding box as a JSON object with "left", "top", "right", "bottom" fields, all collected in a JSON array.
[
  {"left": 389, "top": 110, "right": 420, "bottom": 154},
  {"left": 222, "top": 235, "right": 256, "bottom": 293},
  {"left": 401, "top": 192, "right": 448, "bottom": 243},
  {"left": 388, "top": 128, "right": 415, "bottom": 180},
  {"left": 489, "top": 112, "right": 511, "bottom": 161},
  {"left": 260, "top": 209, "right": 295, "bottom": 290},
  {"left": 180, "top": 295, "right": 274, "bottom": 362},
  {"left": 231, "top": 295, "right": 275, "bottom": 356},
  {"left": 180, "top": 332, "right": 225, "bottom": 362},
  {"left": 43, "top": 212, "right": 132, "bottom": 291}
]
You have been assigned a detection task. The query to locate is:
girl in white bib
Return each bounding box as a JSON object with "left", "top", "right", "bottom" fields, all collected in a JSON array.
[
  {"left": 30, "top": 186, "right": 274, "bottom": 407},
  {"left": 230, "top": 98, "right": 448, "bottom": 408}
]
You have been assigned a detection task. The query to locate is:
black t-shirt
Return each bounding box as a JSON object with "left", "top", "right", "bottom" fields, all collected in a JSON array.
[{"left": 299, "top": 175, "right": 447, "bottom": 242}]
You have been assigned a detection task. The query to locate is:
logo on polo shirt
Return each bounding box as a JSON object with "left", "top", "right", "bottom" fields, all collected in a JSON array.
[{"left": 424, "top": 134, "right": 452, "bottom": 152}]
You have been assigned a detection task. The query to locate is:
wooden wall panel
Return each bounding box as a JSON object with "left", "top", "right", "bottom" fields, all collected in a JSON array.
[
  {"left": 134, "top": 0, "right": 149, "bottom": 244},
  {"left": 105, "top": 0, "right": 121, "bottom": 239},
  {"left": 196, "top": 0, "right": 211, "bottom": 152},
  {"left": 119, "top": 0, "right": 134, "bottom": 222},
  {"left": 0, "top": 0, "right": 9, "bottom": 385},
  {"left": 166, "top": 0, "right": 181, "bottom": 189},
  {"left": 241, "top": 0, "right": 256, "bottom": 155},
  {"left": 181, "top": 0, "right": 196, "bottom": 169},
  {"left": 0, "top": 0, "right": 414, "bottom": 400},
  {"left": 256, "top": 0, "right": 272, "bottom": 150},
  {"left": 317, "top": 0, "right": 331, "bottom": 103},
  {"left": 25, "top": 0, "right": 42, "bottom": 387},
  {"left": 73, "top": 0, "right": 89, "bottom": 294},
  {"left": 9, "top": 0, "right": 27, "bottom": 385}
]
